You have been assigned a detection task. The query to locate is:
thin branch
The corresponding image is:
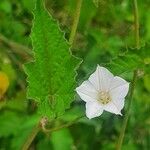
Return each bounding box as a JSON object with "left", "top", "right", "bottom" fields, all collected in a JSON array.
[
  {"left": 21, "top": 121, "right": 41, "bottom": 150},
  {"left": 42, "top": 115, "right": 85, "bottom": 133},
  {"left": 0, "top": 33, "right": 32, "bottom": 60},
  {"left": 69, "top": 0, "right": 83, "bottom": 46},
  {"left": 133, "top": 0, "right": 140, "bottom": 49},
  {"left": 21, "top": 115, "right": 85, "bottom": 150}
]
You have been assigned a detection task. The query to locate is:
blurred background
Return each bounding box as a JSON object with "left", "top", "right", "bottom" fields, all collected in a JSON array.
[{"left": 0, "top": 0, "right": 150, "bottom": 149}]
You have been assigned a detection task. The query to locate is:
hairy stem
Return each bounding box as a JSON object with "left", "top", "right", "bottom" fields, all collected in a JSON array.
[
  {"left": 69, "top": 0, "right": 83, "bottom": 46},
  {"left": 133, "top": 0, "right": 140, "bottom": 48},
  {"left": 42, "top": 115, "right": 85, "bottom": 133},
  {"left": 22, "top": 115, "right": 85, "bottom": 150},
  {"left": 21, "top": 121, "right": 41, "bottom": 150}
]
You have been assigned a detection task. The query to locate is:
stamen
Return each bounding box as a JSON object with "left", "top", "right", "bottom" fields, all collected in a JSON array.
[{"left": 98, "top": 91, "right": 111, "bottom": 105}]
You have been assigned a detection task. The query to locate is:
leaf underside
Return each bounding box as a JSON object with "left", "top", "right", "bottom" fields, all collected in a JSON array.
[{"left": 24, "top": 0, "right": 81, "bottom": 118}]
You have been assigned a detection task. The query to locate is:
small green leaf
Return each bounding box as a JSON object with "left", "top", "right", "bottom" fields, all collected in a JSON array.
[
  {"left": 24, "top": 0, "right": 81, "bottom": 118},
  {"left": 105, "top": 44, "right": 150, "bottom": 77}
]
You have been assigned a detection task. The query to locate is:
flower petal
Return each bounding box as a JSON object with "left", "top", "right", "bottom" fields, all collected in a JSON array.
[
  {"left": 76, "top": 81, "right": 98, "bottom": 102},
  {"left": 109, "top": 76, "right": 129, "bottom": 100},
  {"left": 86, "top": 101, "right": 103, "bottom": 119},
  {"left": 113, "top": 98, "right": 125, "bottom": 111},
  {"left": 103, "top": 100, "right": 123, "bottom": 115},
  {"left": 88, "top": 65, "right": 114, "bottom": 91}
]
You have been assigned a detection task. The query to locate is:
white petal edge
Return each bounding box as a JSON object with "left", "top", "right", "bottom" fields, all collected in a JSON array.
[
  {"left": 86, "top": 101, "right": 103, "bottom": 119},
  {"left": 76, "top": 81, "right": 98, "bottom": 102},
  {"left": 109, "top": 76, "right": 129, "bottom": 100},
  {"left": 88, "top": 65, "right": 114, "bottom": 91}
]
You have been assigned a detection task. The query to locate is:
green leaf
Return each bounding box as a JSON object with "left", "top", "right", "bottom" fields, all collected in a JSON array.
[
  {"left": 105, "top": 44, "right": 150, "bottom": 78},
  {"left": 82, "top": 30, "right": 124, "bottom": 74},
  {"left": 0, "top": 0, "right": 12, "bottom": 13},
  {"left": 0, "top": 111, "right": 22, "bottom": 137},
  {"left": 59, "top": 105, "right": 84, "bottom": 122},
  {"left": 51, "top": 128, "right": 74, "bottom": 150},
  {"left": 24, "top": 0, "right": 81, "bottom": 118}
]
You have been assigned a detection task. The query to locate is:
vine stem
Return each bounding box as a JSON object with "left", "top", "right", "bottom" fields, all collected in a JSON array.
[
  {"left": 116, "top": 0, "right": 140, "bottom": 149},
  {"left": 21, "top": 116, "right": 85, "bottom": 150},
  {"left": 22, "top": 121, "right": 41, "bottom": 150},
  {"left": 116, "top": 70, "right": 138, "bottom": 150},
  {"left": 133, "top": 0, "right": 140, "bottom": 49},
  {"left": 69, "top": 0, "right": 83, "bottom": 46}
]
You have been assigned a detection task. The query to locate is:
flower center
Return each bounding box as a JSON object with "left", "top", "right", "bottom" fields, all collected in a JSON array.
[{"left": 98, "top": 91, "right": 111, "bottom": 105}]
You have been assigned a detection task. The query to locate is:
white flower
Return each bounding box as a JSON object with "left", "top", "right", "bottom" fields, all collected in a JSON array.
[{"left": 76, "top": 65, "right": 129, "bottom": 119}]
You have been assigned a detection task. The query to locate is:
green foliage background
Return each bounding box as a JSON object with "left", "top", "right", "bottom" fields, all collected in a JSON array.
[{"left": 0, "top": 0, "right": 150, "bottom": 150}]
